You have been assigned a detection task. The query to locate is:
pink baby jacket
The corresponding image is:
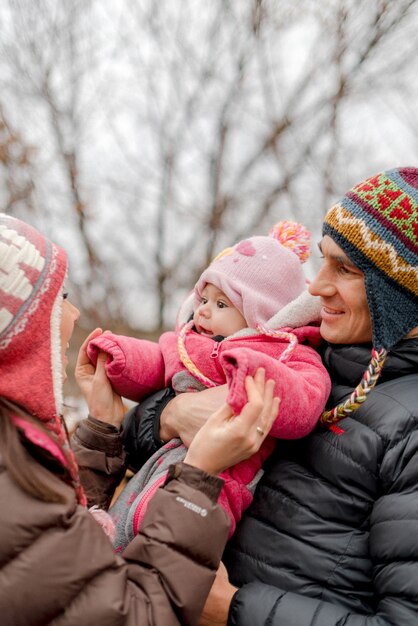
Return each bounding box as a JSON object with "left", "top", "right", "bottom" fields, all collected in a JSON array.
[{"left": 88, "top": 326, "right": 330, "bottom": 538}]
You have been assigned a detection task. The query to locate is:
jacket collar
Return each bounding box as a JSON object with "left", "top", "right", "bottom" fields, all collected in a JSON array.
[{"left": 321, "top": 338, "right": 418, "bottom": 388}]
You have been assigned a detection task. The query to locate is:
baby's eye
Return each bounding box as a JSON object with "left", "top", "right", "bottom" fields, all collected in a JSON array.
[
  {"left": 63, "top": 291, "right": 69, "bottom": 300},
  {"left": 200, "top": 297, "right": 208, "bottom": 305},
  {"left": 217, "top": 300, "right": 227, "bottom": 309}
]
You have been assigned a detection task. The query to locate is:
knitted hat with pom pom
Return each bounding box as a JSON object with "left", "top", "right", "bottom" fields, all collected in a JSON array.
[{"left": 195, "top": 221, "right": 311, "bottom": 330}]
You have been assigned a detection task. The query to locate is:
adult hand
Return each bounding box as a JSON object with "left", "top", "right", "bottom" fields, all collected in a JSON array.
[
  {"left": 75, "top": 328, "right": 125, "bottom": 427},
  {"left": 184, "top": 368, "right": 279, "bottom": 475},
  {"left": 160, "top": 384, "right": 228, "bottom": 446},
  {"left": 198, "top": 562, "right": 237, "bottom": 626}
]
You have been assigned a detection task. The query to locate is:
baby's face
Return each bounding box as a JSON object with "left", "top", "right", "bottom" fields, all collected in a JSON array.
[{"left": 193, "top": 283, "right": 247, "bottom": 338}]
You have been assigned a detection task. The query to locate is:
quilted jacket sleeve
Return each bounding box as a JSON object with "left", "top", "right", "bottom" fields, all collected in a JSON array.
[
  {"left": 71, "top": 415, "right": 128, "bottom": 508},
  {"left": 0, "top": 459, "right": 229, "bottom": 626},
  {"left": 121, "top": 388, "right": 175, "bottom": 471}
]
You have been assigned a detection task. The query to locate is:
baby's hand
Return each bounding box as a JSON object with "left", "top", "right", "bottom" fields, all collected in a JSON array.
[{"left": 75, "top": 329, "right": 125, "bottom": 427}]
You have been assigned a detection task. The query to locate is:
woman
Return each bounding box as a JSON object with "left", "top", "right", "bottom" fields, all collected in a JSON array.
[{"left": 0, "top": 213, "right": 278, "bottom": 626}]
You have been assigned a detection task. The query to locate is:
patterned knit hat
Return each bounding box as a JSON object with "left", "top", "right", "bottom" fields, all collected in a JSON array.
[
  {"left": 320, "top": 167, "right": 418, "bottom": 425},
  {"left": 323, "top": 167, "right": 418, "bottom": 350},
  {"left": 195, "top": 221, "right": 311, "bottom": 330},
  {"left": 0, "top": 213, "right": 86, "bottom": 505}
]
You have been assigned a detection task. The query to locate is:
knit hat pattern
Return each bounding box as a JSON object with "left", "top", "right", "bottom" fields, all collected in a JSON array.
[
  {"left": 0, "top": 213, "right": 66, "bottom": 423},
  {"left": 195, "top": 221, "right": 310, "bottom": 330},
  {"left": 323, "top": 167, "right": 418, "bottom": 350}
]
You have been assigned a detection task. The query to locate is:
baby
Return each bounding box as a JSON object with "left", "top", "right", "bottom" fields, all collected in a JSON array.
[{"left": 88, "top": 221, "right": 331, "bottom": 550}]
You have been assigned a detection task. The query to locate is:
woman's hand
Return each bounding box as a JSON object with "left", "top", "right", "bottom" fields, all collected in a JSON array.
[
  {"left": 184, "top": 368, "right": 279, "bottom": 475},
  {"left": 198, "top": 562, "right": 237, "bottom": 626},
  {"left": 75, "top": 328, "right": 125, "bottom": 427}
]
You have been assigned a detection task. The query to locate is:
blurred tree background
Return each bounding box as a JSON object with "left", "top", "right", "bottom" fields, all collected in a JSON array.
[{"left": 1, "top": 0, "right": 417, "bottom": 399}]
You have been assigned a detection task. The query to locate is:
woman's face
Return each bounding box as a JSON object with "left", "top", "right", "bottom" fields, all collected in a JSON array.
[{"left": 60, "top": 296, "right": 80, "bottom": 383}]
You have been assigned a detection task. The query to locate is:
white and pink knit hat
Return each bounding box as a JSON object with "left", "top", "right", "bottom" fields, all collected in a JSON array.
[{"left": 194, "top": 221, "right": 313, "bottom": 330}]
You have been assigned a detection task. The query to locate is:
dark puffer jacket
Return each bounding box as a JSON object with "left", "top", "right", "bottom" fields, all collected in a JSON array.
[
  {"left": 124, "top": 338, "right": 418, "bottom": 625},
  {"left": 224, "top": 338, "right": 418, "bottom": 625}
]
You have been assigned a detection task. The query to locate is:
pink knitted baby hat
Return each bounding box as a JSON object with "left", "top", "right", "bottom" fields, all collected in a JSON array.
[
  {"left": 0, "top": 213, "right": 67, "bottom": 424},
  {"left": 195, "top": 221, "right": 311, "bottom": 329}
]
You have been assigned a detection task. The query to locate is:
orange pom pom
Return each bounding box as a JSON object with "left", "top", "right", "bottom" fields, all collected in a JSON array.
[{"left": 268, "top": 220, "right": 311, "bottom": 263}]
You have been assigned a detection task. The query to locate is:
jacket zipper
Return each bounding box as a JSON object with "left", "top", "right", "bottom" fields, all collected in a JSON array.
[{"left": 133, "top": 475, "right": 166, "bottom": 534}]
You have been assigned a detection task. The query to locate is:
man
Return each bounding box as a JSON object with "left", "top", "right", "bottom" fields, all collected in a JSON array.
[{"left": 123, "top": 167, "right": 418, "bottom": 625}]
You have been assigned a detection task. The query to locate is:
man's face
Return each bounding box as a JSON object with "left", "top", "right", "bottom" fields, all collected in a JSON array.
[{"left": 309, "top": 235, "right": 373, "bottom": 344}]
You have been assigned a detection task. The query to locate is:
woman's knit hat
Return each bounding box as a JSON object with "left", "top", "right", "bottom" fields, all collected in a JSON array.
[
  {"left": 0, "top": 213, "right": 86, "bottom": 505},
  {"left": 323, "top": 167, "right": 418, "bottom": 351},
  {"left": 195, "top": 221, "right": 312, "bottom": 330},
  {"left": 321, "top": 167, "right": 418, "bottom": 424},
  {"left": 0, "top": 214, "right": 66, "bottom": 420}
]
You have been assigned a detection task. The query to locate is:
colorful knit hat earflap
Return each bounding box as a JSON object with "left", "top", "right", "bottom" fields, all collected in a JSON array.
[
  {"left": 195, "top": 220, "right": 311, "bottom": 330},
  {"left": 320, "top": 167, "right": 418, "bottom": 425}
]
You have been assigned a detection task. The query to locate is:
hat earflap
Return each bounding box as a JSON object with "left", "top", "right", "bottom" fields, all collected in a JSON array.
[{"left": 175, "top": 291, "right": 195, "bottom": 330}]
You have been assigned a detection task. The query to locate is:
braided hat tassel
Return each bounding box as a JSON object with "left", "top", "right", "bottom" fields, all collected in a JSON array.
[{"left": 320, "top": 348, "right": 388, "bottom": 426}]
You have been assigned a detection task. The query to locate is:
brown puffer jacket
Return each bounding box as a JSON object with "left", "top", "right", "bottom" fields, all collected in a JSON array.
[{"left": 0, "top": 417, "right": 229, "bottom": 626}]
